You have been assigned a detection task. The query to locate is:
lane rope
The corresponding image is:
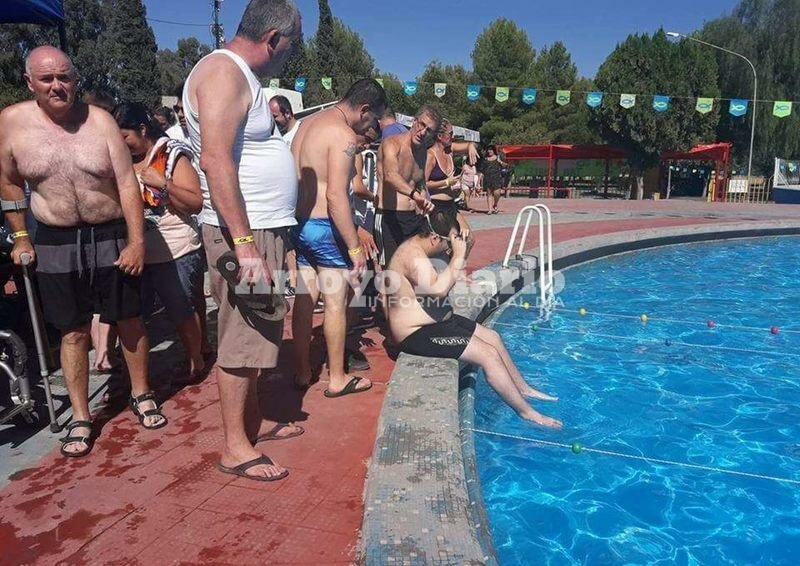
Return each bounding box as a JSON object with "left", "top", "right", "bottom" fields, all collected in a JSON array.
[
  {"left": 492, "top": 321, "right": 800, "bottom": 359},
  {"left": 469, "top": 427, "right": 800, "bottom": 487}
]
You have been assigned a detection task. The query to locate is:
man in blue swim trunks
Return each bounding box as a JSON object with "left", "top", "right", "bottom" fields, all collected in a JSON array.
[{"left": 291, "top": 78, "right": 386, "bottom": 396}]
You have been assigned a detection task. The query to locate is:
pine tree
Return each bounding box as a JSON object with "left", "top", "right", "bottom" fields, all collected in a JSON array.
[
  {"left": 101, "top": 0, "right": 159, "bottom": 107},
  {"left": 157, "top": 37, "right": 212, "bottom": 96}
]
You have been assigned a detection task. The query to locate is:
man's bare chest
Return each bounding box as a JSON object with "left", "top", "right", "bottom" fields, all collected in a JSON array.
[{"left": 14, "top": 128, "right": 113, "bottom": 184}]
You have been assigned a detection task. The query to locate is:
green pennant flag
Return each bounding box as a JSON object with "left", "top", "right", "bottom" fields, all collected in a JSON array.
[
  {"left": 495, "top": 87, "right": 509, "bottom": 102},
  {"left": 696, "top": 97, "right": 714, "bottom": 114},
  {"left": 556, "top": 90, "right": 571, "bottom": 106},
  {"left": 375, "top": 78, "right": 384, "bottom": 87},
  {"left": 321, "top": 77, "right": 332, "bottom": 90},
  {"left": 268, "top": 78, "right": 280, "bottom": 89},
  {"left": 773, "top": 101, "right": 792, "bottom": 118}
]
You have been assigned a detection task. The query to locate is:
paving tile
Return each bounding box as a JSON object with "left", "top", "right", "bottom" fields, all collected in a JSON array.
[
  {"left": 160, "top": 508, "right": 239, "bottom": 545},
  {"left": 268, "top": 525, "right": 358, "bottom": 564}
]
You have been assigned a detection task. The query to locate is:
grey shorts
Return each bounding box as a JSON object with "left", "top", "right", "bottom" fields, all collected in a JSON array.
[
  {"left": 141, "top": 248, "right": 205, "bottom": 324},
  {"left": 202, "top": 224, "right": 288, "bottom": 369}
]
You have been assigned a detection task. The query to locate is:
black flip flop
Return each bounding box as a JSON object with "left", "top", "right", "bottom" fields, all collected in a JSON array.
[
  {"left": 129, "top": 391, "right": 168, "bottom": 430},
  {"left": 255, "top": 422, "right": 305, "bottom": 443},
  {"left": 216, "top": 454, "right": 289, "bottom": 482},
  {"left": 323, "top": 376, "right": 373, "bottom": 398},
  {"left": 216, "top": 252, "right": 289, "bottom": 322},
  {"left": 60, "top": 420, "right": 94, "bottom": 458}
]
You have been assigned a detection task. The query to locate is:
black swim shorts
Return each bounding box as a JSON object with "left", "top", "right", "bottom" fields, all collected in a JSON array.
[
  {"left": 374, "top": 208, "right": 424, "bottom": 268},
  {"left": 398, "top": 314, "right": 477, "bottom": 359},
  {"left": 34, "top": 219, "right": 142, "bottom": 331}
]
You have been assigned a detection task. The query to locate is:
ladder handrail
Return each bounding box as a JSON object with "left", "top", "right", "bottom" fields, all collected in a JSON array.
[{"left": 502, "top": 205, "right": 554, "bottom": 309}]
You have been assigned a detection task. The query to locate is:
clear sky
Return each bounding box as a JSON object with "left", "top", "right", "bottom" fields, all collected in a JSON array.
[{"left": 144, "top": 0, "right": 739, "bottom": 79}]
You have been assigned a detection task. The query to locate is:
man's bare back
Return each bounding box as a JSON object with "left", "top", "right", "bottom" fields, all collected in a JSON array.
[
  {"left": 292, "top": 107, "right": 359, "bottom": 219},
  {"left": 0, "top": 101, "right": 124, "bottom": 227}
]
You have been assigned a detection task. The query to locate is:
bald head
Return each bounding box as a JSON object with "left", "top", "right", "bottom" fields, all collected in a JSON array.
[
  {"left": 25, "top": 46, "right": 75, "bottom": 77},
  {"left": 24, "top": 46, "right": 78, "bottom": 117}
]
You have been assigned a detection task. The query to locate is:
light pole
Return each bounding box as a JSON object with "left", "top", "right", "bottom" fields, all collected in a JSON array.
[
  {"left": 667, "top": 31, "right": 757, "bottom": 188},
  {"left": 211, "top": 0, "right": 224, "bottom": 50}
]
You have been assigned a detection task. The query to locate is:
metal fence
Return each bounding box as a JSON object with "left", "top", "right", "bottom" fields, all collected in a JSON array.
[{"left": 723, "top": 176, "right": 772, "bottom": 204}]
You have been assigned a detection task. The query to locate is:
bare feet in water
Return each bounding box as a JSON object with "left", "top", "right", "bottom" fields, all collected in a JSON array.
[
  {"left": 522, "top": 409, "right": 562, "bottom": 429},
  {"left": 520, "top": 386, "right": 558, "bottom": 402}
]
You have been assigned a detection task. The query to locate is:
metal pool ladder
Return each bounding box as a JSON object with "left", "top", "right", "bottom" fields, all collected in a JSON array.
[{"left": 502, "top": 204, "right": 555, "bottom": 312}]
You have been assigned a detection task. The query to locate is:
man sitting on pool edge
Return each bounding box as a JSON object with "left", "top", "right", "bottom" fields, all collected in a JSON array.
[{"left": 382, "top": 209, "right": 561, "bottom": 428}]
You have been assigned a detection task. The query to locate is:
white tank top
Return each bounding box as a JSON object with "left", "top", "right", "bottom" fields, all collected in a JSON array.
[{"left": 184, "top": 49, "right": 297, "bottom": 229}]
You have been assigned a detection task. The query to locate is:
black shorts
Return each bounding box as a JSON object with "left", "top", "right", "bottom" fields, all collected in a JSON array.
[
  {"left": 34, "top": 219, "right": 142, "bottom": 331},
  {"left": 374, "top": 208, "right": 424, "bottom": 268},
  {"left": 399, "top": 314, "right": 477, "bottom": 359}
]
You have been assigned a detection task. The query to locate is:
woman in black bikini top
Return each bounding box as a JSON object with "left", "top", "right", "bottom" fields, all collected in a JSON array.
[{"left": 425, "top": 119, "right": 477, "bottom": 236}]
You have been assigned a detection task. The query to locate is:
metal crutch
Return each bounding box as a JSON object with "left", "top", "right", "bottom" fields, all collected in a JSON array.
[{"left": 20, "top": 252, "right": 60, "bottom": 432}]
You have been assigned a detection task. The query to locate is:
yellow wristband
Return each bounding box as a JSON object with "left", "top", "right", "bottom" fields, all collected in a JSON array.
[
  {"left": 348, "top": 246, "right": 364, "bottom": 256},
  {"left": 10, "top": 230, "right": 29, "bottom": 240},
  {"left": 232, "top": 235, "right": 254, "bottom": 245}
]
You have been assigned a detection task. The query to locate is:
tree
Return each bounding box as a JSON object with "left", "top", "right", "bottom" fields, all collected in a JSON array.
[
  {"left": 470, "top": 18, "right": 537, "bottom": 143},
  {"left": 100, "top": 0, "right": 159, "bottom": 107},
  {"left": 0, "top": 0, "right": 109, "bottom": 106},
  {"left": 398, "top": 61, "right": 474, "bottom": 127},
  {"left": 701, "top": 0, "right": 800, "bottom": 174},
  {"left": 302, "top": 16, "right": 375, "bottom": 106},
  {"left": 157, "top": 37, "right": 212, "bottom": 96},
  {"left": 592, "top": 30, "right": 719, "bottom": 199}
]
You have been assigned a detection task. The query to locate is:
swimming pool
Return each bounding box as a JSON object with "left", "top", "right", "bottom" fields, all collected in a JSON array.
[{"left": 473, "top": 236, "right": 800, "bottom": 565}]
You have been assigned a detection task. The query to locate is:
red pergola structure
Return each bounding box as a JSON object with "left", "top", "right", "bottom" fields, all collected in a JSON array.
[
  {"left": 499, "top": 142, "right": 733, "bottom": 200},
  {"left": 499, "top": 144, "right": 630, "bottom": 196},
  {"left": 661, "top": 142, "right": 732, "bottom": 202}
]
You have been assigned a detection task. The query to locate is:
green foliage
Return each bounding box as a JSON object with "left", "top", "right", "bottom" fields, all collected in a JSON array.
[
  {"left": 394, "top": 61, "right": 474, "bottom": 126},
  {"left": 282, "top": 0, "right": 375, "bottom": 108},
  {"left": 701, "top": 0, "right": 800, "bottom": 173},
  {"left": 100, "top": 0, "right": 160, "bottom": 107},
  {"left": 0, "top": 0, "right": 110, "bottom": 106},
  {"left": 592, "top": 30, "right": 720, "bottom": 172},
  {"left": 157, "top": 37, "right": 212, "bottom": 96},
  {"left": 472, "top": 18, "right": 535, "bottom": 86}
]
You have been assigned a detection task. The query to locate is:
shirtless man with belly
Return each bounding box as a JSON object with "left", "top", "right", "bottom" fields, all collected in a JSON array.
[
  {"left": 0, "top": 46, "right": 165, "bottom": 458},
  {"left": 374, "top": 105, "right": 440, "bottom": 268},
  {"left": 290, "top": 78, "right": 386, "bottom": 396},
  {"left": 383, "top": 208, "right": 562, "bottom": 428}
]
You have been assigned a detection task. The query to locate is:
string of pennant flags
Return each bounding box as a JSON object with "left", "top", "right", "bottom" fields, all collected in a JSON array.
[{"left": 267, "top": 76, "right": 795, "bottom": 118}]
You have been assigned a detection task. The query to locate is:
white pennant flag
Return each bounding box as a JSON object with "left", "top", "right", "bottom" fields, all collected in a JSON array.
[{"left": 434, "top": 83, "right": 447, "bottom": 98}]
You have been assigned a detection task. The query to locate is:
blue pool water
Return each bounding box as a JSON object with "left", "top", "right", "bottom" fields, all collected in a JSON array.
[{"left": 474, "top": 237, "right": 800, "bottom": 565}]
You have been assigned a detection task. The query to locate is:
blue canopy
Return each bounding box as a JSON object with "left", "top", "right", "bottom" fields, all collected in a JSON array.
[{"left": 0, "top": 0, "right": 65, "bottom": 26}]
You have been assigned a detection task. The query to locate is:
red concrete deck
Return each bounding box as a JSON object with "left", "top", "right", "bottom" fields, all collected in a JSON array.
[{"left": 2, "top": 198, "right": 797, "bottom": 565}]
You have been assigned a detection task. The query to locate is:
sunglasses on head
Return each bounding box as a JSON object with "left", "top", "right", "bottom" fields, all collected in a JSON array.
[{"left": 426, "top": 215, "right": 453, "bottom": 243}]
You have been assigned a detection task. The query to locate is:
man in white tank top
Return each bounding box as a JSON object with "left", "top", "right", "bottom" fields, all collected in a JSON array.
[{"left": 182, "top": 0, "right": 302, "bottom": 482}]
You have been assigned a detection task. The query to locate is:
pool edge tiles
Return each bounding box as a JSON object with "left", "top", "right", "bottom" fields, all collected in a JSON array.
[{"left": 360, "top": 222, "right": 800, "bottom": 566}]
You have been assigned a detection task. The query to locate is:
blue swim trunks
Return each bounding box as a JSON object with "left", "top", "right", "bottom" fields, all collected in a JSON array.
[{"left": 292, "top": 217, "right": 350, "bottom": 269}]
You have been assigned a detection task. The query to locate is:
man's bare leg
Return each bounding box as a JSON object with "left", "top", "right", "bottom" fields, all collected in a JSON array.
[
  {"left": 472, "top": 325, "right": 557, "bottom": 401},
  {"left": 217, "top": 366, "right": 286, "bottom": 479},
  {"left": 61, "top": 324, "right": 92, "bottom": 454},
  {"left": 117, "top": 317, "right": 163, "bottom": 428},
  {"left": 460, "top": 335, "right": 561, "bottom": 428},
  {"left": 319, "top": 267, "right": 371, "bottom": 394},
  {"left": 291, "top": 265, "right": 319, "bottom": 387}
]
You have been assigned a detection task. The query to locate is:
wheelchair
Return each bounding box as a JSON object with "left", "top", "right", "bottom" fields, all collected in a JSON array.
[{"left": 0, "top": 227, "right": 59, "bottom": 431}]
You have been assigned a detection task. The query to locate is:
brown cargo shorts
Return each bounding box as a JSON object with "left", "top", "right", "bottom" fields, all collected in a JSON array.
[{"left": 202, "top": 224, "right": 289, "bottom": 369}]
